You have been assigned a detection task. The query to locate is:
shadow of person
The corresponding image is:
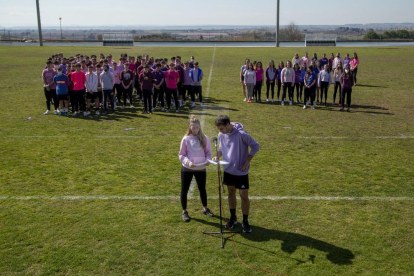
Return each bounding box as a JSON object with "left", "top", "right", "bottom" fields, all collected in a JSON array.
[{"left": 192, "top": 217, "right": 354, "bottom": 265}]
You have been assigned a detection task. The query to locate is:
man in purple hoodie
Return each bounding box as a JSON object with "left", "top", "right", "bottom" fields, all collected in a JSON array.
[{"left": 213, "top": 115, "right": 259, "bottom": 233}]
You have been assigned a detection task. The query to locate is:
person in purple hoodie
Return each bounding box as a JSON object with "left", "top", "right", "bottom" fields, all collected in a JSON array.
[
  {"left": 340, "top": 65, "right": 355, "bottom": 112},
  {"left": 213, "top": 115, "right": 259, "bottom": 233}
]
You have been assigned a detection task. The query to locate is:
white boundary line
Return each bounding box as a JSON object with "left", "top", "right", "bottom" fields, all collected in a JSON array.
[
  {"left": 298, "top": 136, "right": 414, "bottom": 139},
  {"left": 188, "top": 45, "right": 217, "bottom": 197},
  {"left": 0, "top": 196, "right": 413, "bottom": 201}
]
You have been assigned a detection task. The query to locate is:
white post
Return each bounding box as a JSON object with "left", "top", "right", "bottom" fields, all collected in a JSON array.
[
  {"left": 36, "top": 0, "right": 43, "bottom": 46},
  {"left": 276, "top": 0, "right": 280, "bottom": 47}
]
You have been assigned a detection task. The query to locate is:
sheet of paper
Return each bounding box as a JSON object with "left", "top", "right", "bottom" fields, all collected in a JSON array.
[
  {"left": 194, "top": 161, "right": 209, "bottom": 167},
  {"left": 207, "top": 160, "right": 230, "bottom": 165}
]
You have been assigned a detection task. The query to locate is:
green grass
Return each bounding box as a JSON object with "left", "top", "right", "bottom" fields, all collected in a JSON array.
[{"left": 0, "top": 45, "right": 413, "bottom": 275}]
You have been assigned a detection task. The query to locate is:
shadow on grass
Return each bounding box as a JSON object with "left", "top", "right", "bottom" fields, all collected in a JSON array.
[
  {"left": 193, "top": 217, "right": 354, "bottom": 266},
  {"left": 356, "top": 84, "right": 386, "bottom": 88}
]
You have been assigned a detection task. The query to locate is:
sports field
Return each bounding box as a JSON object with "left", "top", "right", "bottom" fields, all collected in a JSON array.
[{"left": 0, "top": 45, "right": 413, "bottom": 276}]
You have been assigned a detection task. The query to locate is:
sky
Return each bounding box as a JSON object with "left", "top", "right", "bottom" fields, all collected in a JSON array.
[{"left": 1, "top": 0, "right": 413, "bottom": 27}]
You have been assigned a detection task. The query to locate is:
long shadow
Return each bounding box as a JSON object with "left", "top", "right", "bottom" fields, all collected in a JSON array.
[
  {"left": 356, "top": 84, "right": 386, "bottom": 88},
  {"left": 193, "top": 217, "right": 354, "bottom": 265}
]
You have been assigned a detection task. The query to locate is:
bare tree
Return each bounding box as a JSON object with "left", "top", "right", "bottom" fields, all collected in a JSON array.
[{"left": 280, "top": 22, "right": 303, "bottom": 41}]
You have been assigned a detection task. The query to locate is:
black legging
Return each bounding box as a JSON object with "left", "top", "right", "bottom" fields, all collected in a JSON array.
[
  {"left": 304, "top": 86, "right": 315, "bottom": 106},
  {"left": 153, "top": 86, "right": 165, "bottom": 108},
  {"left": 352, "top": 68, "right": 358, "bottom": 84},
  {"left": 181, "top": 167, "right": 207, "bottom": 210},
  {"left": 333, "top": 81, "right": 342, "bottom": 104},
  {"left": 166, "top": 88, "right": 179, "bottom": 110},
  {"left": 294, "top": 83, "right": 300, "bottom": 102},
  {"left": 123, "top": 86, "right": 133, "bottom": 106},
  {"left": 113, "top": 84, "right": 122, "bottom": 103},
  {"left": 266, "top": 81, "right": 275, "bottom": 100},
  {"left": 72, "top": 89, "right": 85, "bottom": 112},
  {"left": 341, "top": 88, "right": 352, "bottom": 108},
  {"left": 320, "top": 81, "right": 329, "bottom": 103},
  {"left": 299, "top": 82, "right": 305, "bottom": 102},
  {"left": 143, "top": 89, "right": 152, "bottom": 112},
  {"left": 282, "top": 82, "right": 293, "bottom": 102},
  {"left": 254, "top": 80, "right": 262, "bottom": 100},
  {"left": 44, "top": 88, "right": 58, "bottom": 111},
  {"left": 277, "top": 80, "right": 282, "bottom": 100}
]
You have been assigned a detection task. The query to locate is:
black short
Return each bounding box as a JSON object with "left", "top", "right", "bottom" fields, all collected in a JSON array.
[
  {"left": 86, "top": 92, "right": 98, "bottom": 100},
  {"left": 57, "top": 94, "right": 68, "bottom": 101},
  {"left": 223, "top": 172, "right": 249, "bottom": 190}
]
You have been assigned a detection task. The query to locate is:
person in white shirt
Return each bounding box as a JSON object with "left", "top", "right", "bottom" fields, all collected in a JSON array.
[
  {"left": 85, "top": 66, "right": 100, "bottom": 115},
  {"left": 318, "top": 64, "right": 332, "bottom": 105}
]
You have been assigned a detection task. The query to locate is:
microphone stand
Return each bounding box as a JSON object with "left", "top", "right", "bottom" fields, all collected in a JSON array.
[{"left": 203, "top": 137, "right": 239, "bottom": 248}]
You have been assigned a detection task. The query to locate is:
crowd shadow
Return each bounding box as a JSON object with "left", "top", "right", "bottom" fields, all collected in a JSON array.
[
  {"left": 193, "top": 217, "right": 355, "bottom": 266},
  {"left": 356, "top": 84, "right": 386, "bottom": 88}
]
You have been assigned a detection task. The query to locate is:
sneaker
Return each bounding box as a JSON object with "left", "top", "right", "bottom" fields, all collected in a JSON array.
[
  {"left": 59, "top": 112, "right": 64, "bottom": 116},
  {"left": 135, "top": 95, "right": 139, "bottom": 99},
  {"left": 73, "top": 111, "right": 79, "bottom": 116},
  {"left": 142, "top": 111, "right": 147, "bottom": 114},
  {"left": 102, "top": 111, "right": 107, "bottom": 115},
  {"left": 182, "top": 101, "right": 186, "bottom": 106},
  {"left": 65, "top": 112, "right": 69, "bottom": 117},
  {"left": 151, "top": 108, "right": 155, "bottom": 112},
  {"left": 182, "top": 211, "right": 190, "bottom": 222},
  {"left": 266, "top": 98, "right": 269, "bottom": 102},
  {"left": 166, "top": 109, "right": 170, "bottom": 113},
  {"left": 347, "top": 108, "right": 350, "bottom": 112},
  {"left": 225, "top": 218, "right": 238, "bottom": 230},
  {"left": 200, "top": 103, "right": 203, "bottom": 107},
  {"left": 114, "top": 103, "right": 117, "bottom": 109},
  {"left": 83, "top": 111, "right": 87, "bottom": 116},
  {"left": 311, "top": 105, "right": 315, "bottom": 110},
  {"left": 111, "top": 110, "right": 116, "bottom": 114},
  {"left": 54, "top": 110, "right": 58, "bottom": 115},
  {"left": 340, "top": 107, "right": 344, "bottom": 111},
  {"left": 202, "top": 208, "right": 214, "bottom": 217},
  {"left": 44, "top": 110, "right": 50, "bottom": 115},
  {"left": 289, "top": 101, "right": 293, "bottom": 105},
  {"left": 332, "top": 101, "right": 335, "bottom": 105},
  {"left": 161, "top": 107, "right": 165, "bottom": 111},
  {"left": 242, "top": 221, "right": 252, "bottom": 233},
  {"left": 271, "top": 99, "right": 274, "bottom": 102},
  {"left": 130, "top": 105, "right": 135, "bottom": 109},
  {"left": 122, "top": 105, "right": 126, "bottom": 109},
  {"left": 175, "top": 109, "right": 179, "bottom": 113},
  {"left": 303, "top": 105, "right": 307, "bottom": 109},
  {"left": 95, "top": 111, "right": 100, "bottom": 115},
  {"left": 244, "top": 98, "right": 247, "bottom": 102},
  {"left": 191, "top": 102, "right": 195, "bottom": 108},
  {"left": 281, "top": 101, "right": 285, "bottom": 106}
]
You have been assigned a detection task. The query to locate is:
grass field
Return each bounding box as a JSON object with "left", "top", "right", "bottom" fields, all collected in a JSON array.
[{"left": 0, "top": 45, "right": 413, "bottom": 276}]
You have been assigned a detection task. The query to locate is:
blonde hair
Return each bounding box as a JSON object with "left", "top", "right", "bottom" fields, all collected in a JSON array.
[{"left": 184, "top": 116, "right": 207, "bottom": 149}]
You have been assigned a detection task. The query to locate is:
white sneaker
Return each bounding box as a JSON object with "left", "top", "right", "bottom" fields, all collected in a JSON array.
[
  {"left": 135, "top": 95, "right": 139, "bottom": 99},
  {"left": 44, "top": 110, "right": 50, "bottom": 115},
  {"left": 289, "top": 101, "right": 293, "bottom": 105},
  {"left": 306, "top": 101, "right": 310, "bottom": 105},
  {"left": 311, "top": 105, "right": 315, "bottom": 110},
  {"left": 73, "top": 111, "right": 78, "bottom": 116},
  {"left": 161, "top": 107, "right": 165, "bottom": 111},
  {"left": 200, "top": 103, "right": 203, "bottom": 107},
  {"left": 176, "top": 109, "right": 179, "bottom": 113},
  {"left": 281, "top": 101, "right": 285, "bottom": 106},
  {"left": 130, "top": 105, "right": 135, "bottom": 109},
  {"left": 151, "top": 108, "right": 155, "bottom": 112},
  {"left": 244, "top": 98, "right": 247, "bottom": 102},
  {"left": 122, "top": 105, "right": 126, "bottom": 109},
  {"left": 266, "top": 99, "right": 269, "bottom": 102},
  {"left": 303, "top": 105, "right": 307, "bottom": 109},
  {"left": 191, "top": 102, "right": 195, "bottom": 108},
  {"left": 114, "top": 103, "right": 117, "bottom": 109},
  {"left": 54, "top": 110, "right": 58, "bottom": 115},
  {"left": 96, "top": 111, "right": 100, "bottom": 115},
  {"left": 171, "top": 102, "right": 175, "bottom": 107},
  {"left": 83, "top": 111, "right": 88, "bottom": 116}
]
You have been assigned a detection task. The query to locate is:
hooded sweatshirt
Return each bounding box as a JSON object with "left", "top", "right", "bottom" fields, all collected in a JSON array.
[
  {"left": 179, "top": 134, "right": 212, "bottom": 171},
  {"left": 218, "top": 123, "right": 259, "bottom": 176}
]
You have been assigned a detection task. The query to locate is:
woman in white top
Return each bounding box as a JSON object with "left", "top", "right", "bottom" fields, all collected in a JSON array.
[
  {"left": 240, "top": 58, "right": 250, "bottom": 101},
  {"left": 244, "top": 63, "right": 256, "bottom": 103},
  {"left": 318, "top": 64, "right": 332, "bottom": 105},
  {"left": 333, "top": 62, "right": 343, "bottom": 106}
]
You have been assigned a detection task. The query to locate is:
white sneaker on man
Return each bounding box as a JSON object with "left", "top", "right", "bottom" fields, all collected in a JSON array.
[
  {"left": 191, "top": 102, "right": 195, "bottom": 108},
  {"left": 73, "top": 111, "right": 78, "bottom": 116},
  {"left": 289, "top": 101, "right": 293, "bottom": 105},
  {"left": 54, "top": 110, "right": 58, "bottom": 115},
  {"left": 244, "top": 98, "right": 246, "bottom": 102},
  {"left": 266, "top": 99, "right": 269, "bottom": 102},
  {"left": 303, "top": 105, "right": 307, "bottom": 109},
  {"left": 96, "top": 111, "right": 100, "bottom": 115},
  {"left": 161, "top": 107, "right": 165, "bottom": 111},
  {"left": 281, "top": 101, "right": 285, "bottom": 106},
  {"left": 130, "top": 105, "right": 135, "bottom": 109},
  {"left": 83, "top": 111, "right": 88, "bottom": 116},
  {"left": 311, "top": 105, "right": 315, "bottom": 110},
  {"left": 114, "top": 103, "right": 117, "bottom": 109},
  {"left": 44, "top": 110, "right": 50, "bottom": 115},
  {"left": 122, "top": 105, "right": 126, "bottom": 109},
  {"left": 151, "top": 108, "right": 155, "bottom": 112}
]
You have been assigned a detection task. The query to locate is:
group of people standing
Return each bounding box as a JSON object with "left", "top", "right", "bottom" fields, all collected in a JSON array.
[
  {"left": 240, "top": 52, "right": 359, "bottom": 111},
  {"left": 42, "top": 53, "right": 204, "bottom": 116}
]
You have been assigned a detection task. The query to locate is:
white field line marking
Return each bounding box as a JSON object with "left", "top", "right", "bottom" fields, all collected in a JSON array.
[
  {"left": 189, "top": 45, "right": 217, "bottom": 197},
  {"left": 298, "top": 136, "right": 414, "bottom": 139},
  {"left": 0, "top": 196, "right": 413, "bottom": 201}
]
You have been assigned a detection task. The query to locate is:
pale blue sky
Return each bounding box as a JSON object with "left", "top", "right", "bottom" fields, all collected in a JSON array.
[{"left": 0, "top": 0, "right": 413, "bottom": 27}]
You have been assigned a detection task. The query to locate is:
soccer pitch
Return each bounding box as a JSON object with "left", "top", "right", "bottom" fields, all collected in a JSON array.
[{"left": 0, "top": 45, "right": 413, "bottom": 276}]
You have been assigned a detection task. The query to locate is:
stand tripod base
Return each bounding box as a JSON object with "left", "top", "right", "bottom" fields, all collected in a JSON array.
[{"left": 203, "top": 230, "right": 241, "bottom": 248}]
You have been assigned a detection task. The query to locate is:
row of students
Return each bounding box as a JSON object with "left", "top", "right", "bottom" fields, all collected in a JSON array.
[
  {"left": 240, "top": 52, "right": 359, "bottom": 111},
  {"left": 42, "top": 54, "right": 204, "bottom": 116}
]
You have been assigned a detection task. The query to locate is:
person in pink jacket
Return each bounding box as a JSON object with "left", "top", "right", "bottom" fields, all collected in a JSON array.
[
  {"left": 281, "top": 61, "right": 295, "bottom": 106},
  {"left": 178, "top": 116, "right": 213, "bottom": 222}
]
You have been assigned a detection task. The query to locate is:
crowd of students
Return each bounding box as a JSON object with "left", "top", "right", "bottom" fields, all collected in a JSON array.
[
  {"left": 240, "top": 52, "right": 360, "bottom": 112},
  {"left": 42, "top": 53, "right": 204, "bottom": 116}
]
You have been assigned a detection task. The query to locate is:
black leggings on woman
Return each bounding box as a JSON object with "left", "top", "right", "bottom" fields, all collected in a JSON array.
[
  {"left": 294, "top": 83, "right": 300, "bottom": 102},
  {"left": 299, "top": 82, "right": 305, "bottom": 102},
  {"left": 333, "top": 81, "right": 342, "bottom": 104},
  {"left": 266, "top": 81, "right": 275, "bottom": 100},
  {"left": 320, "top": 81, "right": 329, "bottom": 103},
  {"left": 277, "top": 80, "right": 282, "bottom": 100},
  {"left": 341, "top": 88, "right": 353, "bottom": 108},
  {"left": 253, "top": 80, "right": 262, "bottom": 100},
  {"left": 304, "top": 86, "right": 315, "bottom": 106},
  {"left": 181, "top": 167, "right": 207, "bottom": 210},
  {"left": 352, "top": 68, "right": 358, "bottom": 84},
  {"left": 282, "top": 82, "right": 293, "bottom": 102}
]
